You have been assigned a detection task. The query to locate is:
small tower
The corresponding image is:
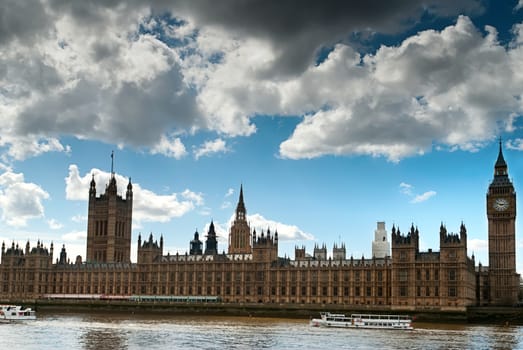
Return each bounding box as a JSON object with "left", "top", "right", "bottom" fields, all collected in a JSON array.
[
  {"left": 391, "top": 224, "right": 419, "bottom": 305},
  {"left": 204, "top": 220, "right": 218, "bottom": 255},
  {"left": 372, "top": 221, "right": 390, "bottom": 258},
  {"left": 190, "top": 230, "right": 203, "bottom": 255},
  {"left": 137, "top": 233, "right": 163, "bottom": 264},
  {"left": 332, "top": 243, "right": 346, "bottom": 260},
  {"left": 58, "top": 244, "right": 67, "bottom": 264},
  {"left": 313, "top": 243, "right": 327, "bottom": 260},
  {"left": 228, "top": 185, "right": 251, "bottom": 254},
  {"left": 252, "top": 228, "right": 278, "bottom": 262},
  {"left": 295, "top": 245, "right": 306, "bottom": 260}
]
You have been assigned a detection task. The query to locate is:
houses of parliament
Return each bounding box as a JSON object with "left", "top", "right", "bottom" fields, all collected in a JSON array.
[{"left": 0, "top": 143, "right": 519, "bottom": 311}]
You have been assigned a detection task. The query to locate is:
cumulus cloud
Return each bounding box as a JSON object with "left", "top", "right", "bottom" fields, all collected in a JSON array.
[
  {"left": 150, "top": 135, "right": 187, "bottom": 159},
  {"left": 251, "top": 214, "right": 314, "bottom": 241},
  {"left": 193, "top": 138, "right": 229, "bottom": 159},
  {"left": 65, "top": 164, "right": 204, "bottom": 224},
  {"left": 3, "top": 1, "right": 523, "bottom": 165},
  {"left": 242, "top": 213, "right": 314, "bottom": 241},
  {"left": 0, "top": 170, "right": 49, "bottom": 227},
  {"left": 278, "top": 16, "right": 523, "bottom": 161}
]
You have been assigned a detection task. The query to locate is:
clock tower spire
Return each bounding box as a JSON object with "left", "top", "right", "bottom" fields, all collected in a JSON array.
[{"left": 486, "top": 139, "right": 518, "bottom": 305}]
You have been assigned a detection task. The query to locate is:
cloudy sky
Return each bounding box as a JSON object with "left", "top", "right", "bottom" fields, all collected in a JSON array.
[{"left": 1, "top": 0, "right": 523, "bottom": 270}]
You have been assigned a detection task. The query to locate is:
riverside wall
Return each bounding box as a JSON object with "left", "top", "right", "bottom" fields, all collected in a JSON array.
[{"left": 4, "top": 298, "right": 523, "bottom": 324}]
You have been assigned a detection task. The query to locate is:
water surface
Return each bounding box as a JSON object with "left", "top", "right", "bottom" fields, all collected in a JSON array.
[{"left": 1, "top": 312, "right": 522, "bottom": 349}]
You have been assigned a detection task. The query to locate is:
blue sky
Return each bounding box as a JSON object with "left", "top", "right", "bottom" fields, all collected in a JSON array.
[{"left": 1, "top": 0, "right": 523, "bottom": 271}]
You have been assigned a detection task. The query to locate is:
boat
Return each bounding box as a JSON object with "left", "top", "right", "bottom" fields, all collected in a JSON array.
[
  {"left": 0, "top": 305, "right": 37, "bottom": 322},
  {"left": 310, "top": 312, "right": 413, "bottom": 330}
]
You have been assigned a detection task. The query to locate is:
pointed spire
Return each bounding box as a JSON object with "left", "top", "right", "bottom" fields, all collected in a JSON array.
[
  {"left": 111, "top": 150, "right": 115, "bottom": 176},
  {"left": 495, "top": 137, "right": 507, "bottom": 167},
  {"left": 239, "top": 184, "right": 244, "bottom": 205},
  {"left": 494, "top": 137, "right": 508, "bottom": 177},
  {"left": 235, "top": 184, "right": 246, "bottom": 219}
]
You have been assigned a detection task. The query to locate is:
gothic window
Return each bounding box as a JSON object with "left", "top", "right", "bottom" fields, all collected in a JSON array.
[{"left": 399, "top": 269, "right": 408, "bottom": 282}]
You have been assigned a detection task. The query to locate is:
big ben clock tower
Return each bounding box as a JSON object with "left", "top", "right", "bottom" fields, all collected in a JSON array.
[{"left": 487, "top": 140, "right": 519, "bottom": 305}]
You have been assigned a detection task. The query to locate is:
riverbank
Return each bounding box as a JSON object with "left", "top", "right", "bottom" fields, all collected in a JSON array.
[{"left": 5, "top": 298, "right": 523, "bottom": 324}]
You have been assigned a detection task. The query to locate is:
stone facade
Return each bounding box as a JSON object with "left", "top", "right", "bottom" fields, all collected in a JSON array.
[
  {"left": 0, "top": 146, "right": 517, "bottom": 311},
  {"left": 86, "top": 172, "right": 133, "bottom": 263},
  {"left": 486, "top": 141, "right": 519, "bottom": 305}
]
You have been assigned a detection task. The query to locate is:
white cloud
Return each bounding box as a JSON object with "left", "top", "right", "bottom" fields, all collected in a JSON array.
[
  {"left": 468, "top": 238, "right": 488, "bottom": 253},
  {"left": 247, "top": 213, "right": 314, "bottom": 241},
  {"left": 225, "top": 188, "right": 234, "bottom": 197},
  {"left": 65, "top": 164, "right": 204, "bottom": 225},
  {"left": 399, "top": 182, "right": 436, "bottom": 204},
  {"left": 411, "top": 190, "right": 437, "bottom": 203},
  {"left": 193, "top": 138, "right": 229, "bottom": 159},
  {"left": 0, "top": 4, "right": 520, "bottom": 163},
  {"left": 277, "top": 16, "right": 523, "bottom": 161},
  {"left": 150, "top": 135, "right": 187, "bottom": 159},
  {"left": 71, "top": 214, "right": 86, "bottom": 223},
  {"left": 506, "top": 138, "right": 523, "bottom": 151},
  {"left": 0, "top": 170, "right": 49, "bottom": 227},
  {"left": 47, "top": 218, "right": 63, "bottom": 230},
  {"left": 62, "top": 230, "right": 87, "bottom": 243},
  {"left": 399, "top": 182, "right": 413, "bottom": 196}
]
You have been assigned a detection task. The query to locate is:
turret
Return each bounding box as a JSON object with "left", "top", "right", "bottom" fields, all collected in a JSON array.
[{"left": 190, "top": 230, "right": 203, "bottom": 255}]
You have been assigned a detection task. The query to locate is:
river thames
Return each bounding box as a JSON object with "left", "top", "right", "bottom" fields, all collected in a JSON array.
[{"left": 1, "top": 312, "right": 522, "bottom": 349}]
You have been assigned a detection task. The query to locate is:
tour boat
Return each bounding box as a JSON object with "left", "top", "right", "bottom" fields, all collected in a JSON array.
[
  {"left": 0, "top": 305, "right": 37, "bottom": 321},
  {"left": 310, "top": 312, "right": 413, "bottom": 330}
]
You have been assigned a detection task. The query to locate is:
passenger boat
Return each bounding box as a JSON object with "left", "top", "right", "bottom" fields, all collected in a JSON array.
[
  {"left": 0, "top": 305, "right": 37, "bottom": 322},
  {"left": 310, "top": 312, "right": 413, "bottom": 330}
]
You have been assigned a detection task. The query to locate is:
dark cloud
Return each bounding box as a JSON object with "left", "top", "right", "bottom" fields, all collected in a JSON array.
[
  {"left": 172, "top": 0, "right": 484, "bottom": 76},
  {"left": 0, "top": 0, "right": 53, "bottom": 46},
  {"left": 15, "top": 66, "right": 201, "bottom": 147}
]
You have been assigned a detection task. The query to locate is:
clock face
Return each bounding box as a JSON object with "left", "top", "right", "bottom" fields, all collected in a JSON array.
[{"left": 493, "top": 198, "right": 509, "bottom": 211}]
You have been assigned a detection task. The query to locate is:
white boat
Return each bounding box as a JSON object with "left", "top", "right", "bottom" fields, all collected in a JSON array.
[
  {"left": 310, "top": 312, "right": 413, "bottom": 330},
  {"left": 0, "top": 305, "right": 37, "bottom": 321}
]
